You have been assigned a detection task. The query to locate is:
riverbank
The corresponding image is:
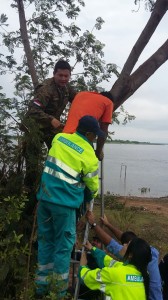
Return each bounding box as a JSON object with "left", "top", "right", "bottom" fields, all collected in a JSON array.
[
  {"left": 116, "top": 195, "right": 168, "bottom": 217},
  {"left": 91, "top": 195, "right": 168, "bottom": 258}
]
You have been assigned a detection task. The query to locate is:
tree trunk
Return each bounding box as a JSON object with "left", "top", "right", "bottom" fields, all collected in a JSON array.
[
  {"left": 16, "top": 0, "right": 39, "bottom": 88},
  {"left": 112, "top": 0, "right": 168, "bottom": 110}
]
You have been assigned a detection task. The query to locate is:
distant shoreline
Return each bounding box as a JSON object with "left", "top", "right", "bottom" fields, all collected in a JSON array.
[{"left": 106, "top": 139, "right": 168, "bottom": 145}]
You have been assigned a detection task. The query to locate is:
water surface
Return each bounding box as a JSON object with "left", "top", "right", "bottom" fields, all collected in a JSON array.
[{"left": 101, "top": 144, "right": 168, "bottom": 198}]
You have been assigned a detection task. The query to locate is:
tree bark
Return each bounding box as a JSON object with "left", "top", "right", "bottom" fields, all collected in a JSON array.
[
  {"left": 16, "top": 0, "right": 39, "bottom": 88},
  {"left": 111, "top": 0, "right": 168, "bottom": 110},
  {"left": 114, "top": 39, "right": 168, "bottom": 110}
]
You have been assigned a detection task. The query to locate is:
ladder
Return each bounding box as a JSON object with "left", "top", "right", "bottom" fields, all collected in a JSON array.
[{"left": 73, "top": 160, "right": 104, "bottom": 300}]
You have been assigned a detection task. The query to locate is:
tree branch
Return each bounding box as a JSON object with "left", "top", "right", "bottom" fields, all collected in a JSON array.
[
  {"left": 16, "top": 0, "right": 38, "bottom": 88},
  {"left": 122, "top": 0, "right": 168, "bottom": 76},
  {"left": 111, "top": 0, "right": 168, "bottom": 102},
  {"left": 114, "top": 39, "right": 168, "bottom": 110}
]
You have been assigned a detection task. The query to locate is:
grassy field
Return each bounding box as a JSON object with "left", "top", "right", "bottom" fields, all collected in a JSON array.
[{"left": 84, "top": 195, "right": 168, "bottom": 259}]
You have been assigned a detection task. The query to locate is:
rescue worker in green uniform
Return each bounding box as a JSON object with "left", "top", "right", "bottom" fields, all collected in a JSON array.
[
  {"left": 35, "top": 116, "right": 104, "bottom": 299},
  {"left": 22, "top": 60, "right": 76, "bottom": 193},
  {"left": 79, "top": 238, "right": 152, "bottom": 300}
]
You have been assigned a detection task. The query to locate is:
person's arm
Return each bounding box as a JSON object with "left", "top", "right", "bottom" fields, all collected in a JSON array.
[
  {"left": 95, "top": 123, "right": 108, "bottom": 161},
  {"left": 82, "top": 154, "right": 99, "bottom": 199},
  {"left": 79, "top": 253, "right": 118, "bottom": 291},
  {"left": 100, "top": 215, "right": 123, "bottom": 241},
  {"left": 86, "top": 211, "right": 112, "bottom": 245},
  {"left": 27, "top": 85, "right": 62, "bottom": 129},
  {"left": 86, "top": 211, "right": 124, "bottom": 259},
  {"left": 84, "top": 241, "right": 106, "bottom": 269},
  {"left": 68, "top": 84, "right": 77, "bottom": 103}
]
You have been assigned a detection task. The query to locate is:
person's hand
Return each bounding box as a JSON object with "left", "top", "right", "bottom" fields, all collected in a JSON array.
[
  {"left": 56, "top": 123, "right": 65, "bottom": 132},
  {"left": 100, "top": 214, "right": 109, "bottom": 226},
  {"left": 77, "top": 220, "right": 86, "bottom": 232},
  {"left": 84, "top": 240, "right": 93, "bottom": 251},
  {"left": 51, "top": 118, "right": 61, "bottom": 129},
  {"left": 119, "top": 243, "right": 129, "bottom": 257},
  {"left": 80, "top": 252, "right": 88, "bottom": 266},
  {"left": 86, "top": 210, "right": 96, "bottom": 225}
]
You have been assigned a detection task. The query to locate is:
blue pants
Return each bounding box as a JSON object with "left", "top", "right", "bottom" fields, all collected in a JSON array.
[{"left": 35, "top": 200, "right": 76, "bottom": 296}]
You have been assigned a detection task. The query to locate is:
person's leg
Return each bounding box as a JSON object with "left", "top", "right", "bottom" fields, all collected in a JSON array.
[
  {"left": 51, "top": 204, "right": 76, "bottom": 298},
  {"left": 35, "top": 201, "right": 55, "bottom": 296}
]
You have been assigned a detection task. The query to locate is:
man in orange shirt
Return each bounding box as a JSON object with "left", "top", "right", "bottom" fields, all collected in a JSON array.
[{"left": 63, "top": 91, "right": 114, "bottom": 161}]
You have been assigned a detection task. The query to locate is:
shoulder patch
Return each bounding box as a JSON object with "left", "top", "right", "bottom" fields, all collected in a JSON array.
[{"left": 33, "top": 99, "right": 44, "bottom": 107}]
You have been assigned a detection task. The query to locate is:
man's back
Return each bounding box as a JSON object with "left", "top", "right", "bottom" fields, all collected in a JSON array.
[
  {"left": 63, "top": 91, "right": 113, "bottom": 133},
  {"left": 37, "top": 131, "right": 99, "bottom": 209}
]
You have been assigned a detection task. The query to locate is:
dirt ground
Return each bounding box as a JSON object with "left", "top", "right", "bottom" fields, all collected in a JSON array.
[{"left": 117, "top": 196, "right": 168, "bottom": 217}]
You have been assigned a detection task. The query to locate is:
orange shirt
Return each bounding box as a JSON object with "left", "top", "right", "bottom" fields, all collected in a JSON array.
[{"left": 63, "top": 91, "right": 113, "bottom": 133}]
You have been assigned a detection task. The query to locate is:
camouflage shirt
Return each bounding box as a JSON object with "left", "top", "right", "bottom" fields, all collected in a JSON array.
[{"left": 26, "top": 77, "right": 76, "bottom": 130}]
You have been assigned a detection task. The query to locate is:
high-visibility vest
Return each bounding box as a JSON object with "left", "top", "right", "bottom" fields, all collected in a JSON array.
[
  {"left": 37, "top": 132, "right": 99, "bottom": 208},
  {"left": 80, "top": 247, "right": 146, "bottom": 300}
]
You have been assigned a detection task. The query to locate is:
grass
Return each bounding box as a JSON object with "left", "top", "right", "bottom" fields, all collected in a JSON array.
[{"left": 86, "top": 195, "right": 168, "bottom": 259}]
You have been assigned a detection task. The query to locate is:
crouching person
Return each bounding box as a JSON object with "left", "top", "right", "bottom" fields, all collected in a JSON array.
[
  {"left": 35, "top": 116, "right": 104, "bottom": 299},
  {"left": 79, "top": 238, "right": 152, "bottom": 300}
]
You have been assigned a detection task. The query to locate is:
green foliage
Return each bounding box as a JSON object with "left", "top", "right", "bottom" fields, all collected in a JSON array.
[
  {"left": 0, "top": 1, "right": 135, "bottom": 298},
  {"left": 0, "top": 194, "right": 30, "bottom": 299},
  {"left": 134, "top": 0, "right": 155, "bottom": 11},
  {"left": 0, "top": 13, "right": 8, "bottom": 25}
]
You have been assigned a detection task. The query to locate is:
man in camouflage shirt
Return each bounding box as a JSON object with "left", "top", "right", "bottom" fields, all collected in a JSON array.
[
  {"left": 25, "top": 59, "right": 76, "bottom": 148},
  {"left": 23, "top": 60, "right": 76, "bottom": 196}
]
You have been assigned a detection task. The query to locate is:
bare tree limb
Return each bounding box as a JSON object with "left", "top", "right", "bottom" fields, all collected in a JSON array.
[
  {"left": 111, "top": 0, "right": 168, "bottom": 105},
  {"left": 16, "top": 0, "right": 39, "bottom": 88},
  {"left": 114, "top": 39, "right": 168, "bottom": 110},
  {"left": 121, "top": 0, "right": 168, "bottom": 77}
]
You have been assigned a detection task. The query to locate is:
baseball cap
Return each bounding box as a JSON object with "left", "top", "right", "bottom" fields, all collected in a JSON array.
[{"left": 77, "top": 115, "right": 105, "bottom": 137}]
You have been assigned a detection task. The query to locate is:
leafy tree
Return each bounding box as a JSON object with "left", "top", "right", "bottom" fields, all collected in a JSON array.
[
  {"left": 0, "top": 1, "right": 127, "bottom": 298},
  {"left": 0, "top": 0, "right": 133, "bottom": 198},
  {"left": 1, "top": 0, "right": 167, "bottom": 298}
]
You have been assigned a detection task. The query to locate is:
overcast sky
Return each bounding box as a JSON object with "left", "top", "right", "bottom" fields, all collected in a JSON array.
[
  {"left": 1, "top": 0, "right": 168, "bottom": 143},
  {"left": 80, "top": 0, "right": 168, "bottom": 143}
]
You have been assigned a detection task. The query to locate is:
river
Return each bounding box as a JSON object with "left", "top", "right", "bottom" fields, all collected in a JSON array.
[{"left": 101, "top": 143, "right": 168, "bottom": 198}]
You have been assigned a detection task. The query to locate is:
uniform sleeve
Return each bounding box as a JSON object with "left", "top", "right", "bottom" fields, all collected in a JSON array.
[
  {"left": 27, "top": 84, "right": 55, "bottom": 127},
  {"left": 79, "top": 247, "right": 119, "bottom": 291},
  {"left": 91, "top": 247, "right": 117, "bottom": 269},
  {"left": 107, "top": 239, "right": 123, "bottom": 259},
  {"left": 82, "top": 156, "right": 99, "bottom": 198},
  {"left": 148, "top": 246, "right": 163, "bottom": 298},
  {"left": 90, "top": 247, "right": 106, "bottom": 268},
  {"left": 80, "top": 264, "right": 117, "bottom": 292},
  {"left": 100, "top": 100, "right": 113, "bottom": 124}
]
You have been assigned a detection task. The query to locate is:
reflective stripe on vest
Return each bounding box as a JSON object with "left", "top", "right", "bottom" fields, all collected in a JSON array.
[
  {"left": 44, "top": 166, "right": 79, "bottom": 185},
  {"left": 84, "top": 169, "right": 99, "bottom": 178},
  {"left": 96, "top": 270, "right": 102, "bottom": 282},
  {"left": 47, "top": 155, "right": 80, "bottom": 178},
  {"left": 109, "top": 260, "right": 117, "bottom": 267},
  {"left": 100, "top": 283, "right": 106, "bottom": 293},
  {"left": 96, "top": 270, "right": 106, "bottom": 292}
]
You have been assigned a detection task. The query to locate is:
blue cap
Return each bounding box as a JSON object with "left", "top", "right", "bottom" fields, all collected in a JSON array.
[{"left": 77, "top": 115, "right": 105, "bottom": 137}]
